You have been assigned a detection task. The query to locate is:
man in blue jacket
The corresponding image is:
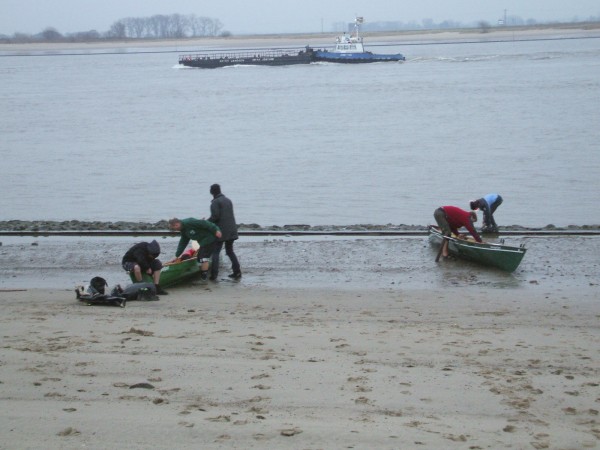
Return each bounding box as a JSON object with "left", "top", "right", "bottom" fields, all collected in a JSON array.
[{"left": 470, "top": 193, "right": 503, "bottom": 233}]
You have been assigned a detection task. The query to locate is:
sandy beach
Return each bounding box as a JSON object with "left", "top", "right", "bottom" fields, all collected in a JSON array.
[{"left": 0, "top": 234, "right": 599, "bottom": 449}]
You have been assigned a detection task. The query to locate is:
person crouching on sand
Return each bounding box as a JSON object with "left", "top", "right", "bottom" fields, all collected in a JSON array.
[{"left": 121, "top": 239, "right": 168, "bottom": 295}]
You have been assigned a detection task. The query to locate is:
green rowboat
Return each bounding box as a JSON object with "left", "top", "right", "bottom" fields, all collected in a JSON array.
[
  {"left": 130, "top": 257, "right": 201, "bottom": 287},
  {"left": 429, "top": 226, "right": 526, "bottom": 272}
]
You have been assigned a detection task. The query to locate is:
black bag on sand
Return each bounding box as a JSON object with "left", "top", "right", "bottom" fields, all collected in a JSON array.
[
  {"left": 76, "top": 276, "right": 126, "bottom": 307},
  {"left": 118, "top": 282, "right": 159, "bottom": 301},
  {"left": 89, "top": 276, "right": 108, "bottom": 295},
  {"left": 75, "top": 278, "right": 159, "bottom": 307}
]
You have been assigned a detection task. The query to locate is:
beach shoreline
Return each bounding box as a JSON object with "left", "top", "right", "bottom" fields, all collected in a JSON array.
[{"left": 1, "top": 219, "right": 600, "bottom": 233}]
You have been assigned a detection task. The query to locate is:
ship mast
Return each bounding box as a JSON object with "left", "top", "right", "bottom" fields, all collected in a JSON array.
[{"left": 354, "top": 16, "right": 364, "bottom": 40}]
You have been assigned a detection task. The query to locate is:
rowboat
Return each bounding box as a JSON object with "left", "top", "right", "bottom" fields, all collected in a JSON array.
[
  {"left": 130, "top": 257, "right": 201, "bottom": 287},
  {"left": 428, "top": 226, "right": 526, "bottom": 272}
]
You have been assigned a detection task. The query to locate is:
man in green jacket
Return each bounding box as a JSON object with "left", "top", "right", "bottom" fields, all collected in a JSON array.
[{"left": 169, "top": 217, "right": 222, "bottom": 281}]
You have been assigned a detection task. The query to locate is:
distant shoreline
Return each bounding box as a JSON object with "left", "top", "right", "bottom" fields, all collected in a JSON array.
[
  {"left": 0, "top": 220, "right": 599, "bottom": 234},
  {"left": 2, "top": 23, "right": 600, "bottom": 53}
]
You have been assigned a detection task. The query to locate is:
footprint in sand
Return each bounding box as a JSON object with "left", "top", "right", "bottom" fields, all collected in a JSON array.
[
  {"left": 57, "top": 427, "right": 80, "bottom": 436},
  {"left": 347, "top": 376, "right": 367, "bottom": 382},
  {"left": 445, "top": 434, "right": 468, "bottom": 442},
  {"left": 44, "top": 392, "right": 65, "bottom": 398},
  {"left": 280, "top": 427, "right": 303, "bottom": 436},
  {"left": 247, "top": 406, "right": 269, "bottom": 414},
  {"left": 129, "top": 382, "right": 155, "bottom": 390},
  {"left": 214, "top": 434, "right": 231, "bottom": 442},
  {"left": 354, "top": 386, "right": 372, "bottom": 393},
  {"left": 250, "top": 373, "right": 270, "bottom": 380},
  {"left": 207, "top": 415, "right": 231, "bottom": 422}
]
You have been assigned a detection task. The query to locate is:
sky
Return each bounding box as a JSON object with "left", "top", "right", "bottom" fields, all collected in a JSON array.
[{"left": 1, "top": 0, "right": 599, "bottom": 36}]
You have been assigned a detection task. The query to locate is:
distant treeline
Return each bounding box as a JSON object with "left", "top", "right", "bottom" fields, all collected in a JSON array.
[
  {"left": 2, "top": 13, "right": 599, "bottom": 44},
  {"left": 1, "top": 13, "right": 227, "bottom": 44}
]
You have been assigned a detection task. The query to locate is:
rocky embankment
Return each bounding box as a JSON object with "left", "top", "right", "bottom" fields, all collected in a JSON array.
[{"left": 0, "top": 220, "right": 599, "bottom": 233}]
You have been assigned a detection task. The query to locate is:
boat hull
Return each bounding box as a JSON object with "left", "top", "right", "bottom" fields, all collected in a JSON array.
[
  {"left": 313, "top": 51, "right": 405, "bottom": 63},
  {"left": 429, "top": 226, "right": 526, "bottom": 272},
  {"left": 179, "top": 49, "right": 314, "bottom": 68},
  {"left": 130, "top": 258, "right": 201, "bottom": 287}
]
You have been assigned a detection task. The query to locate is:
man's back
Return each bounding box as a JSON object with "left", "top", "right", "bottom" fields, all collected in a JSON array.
[{"left": 210, "top": 194, "right": 238, "bottom": 241}]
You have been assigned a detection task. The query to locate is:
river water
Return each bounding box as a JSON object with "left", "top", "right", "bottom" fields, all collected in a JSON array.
[{"left": 1, "top": 36, "right": 599, "bottom": 228}]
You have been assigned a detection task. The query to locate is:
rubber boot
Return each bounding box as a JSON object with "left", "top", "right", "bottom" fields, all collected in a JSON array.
[{"left": 155, "top": 284, "right": 168, "bottom": 295}]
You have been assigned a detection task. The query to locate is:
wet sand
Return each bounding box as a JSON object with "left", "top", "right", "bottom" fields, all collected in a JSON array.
[
  {"left": 0, "top": 234, "right": 599, "bottom": 448},
  {"left": 1, "top": 232, "right": 599, "bottom": 290}
]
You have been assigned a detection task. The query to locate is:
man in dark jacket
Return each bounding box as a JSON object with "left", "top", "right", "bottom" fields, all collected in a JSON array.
[
  {"left": 208, "top": 183, "right": 242, "bottom": 280},
  {"left": 122, "top": 240, "right": 168, "bottom": 295}
]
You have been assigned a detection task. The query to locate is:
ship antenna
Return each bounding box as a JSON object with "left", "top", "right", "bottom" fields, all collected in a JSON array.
[{"left": 354, "top": 16, "right": 364, "bottom": 39}]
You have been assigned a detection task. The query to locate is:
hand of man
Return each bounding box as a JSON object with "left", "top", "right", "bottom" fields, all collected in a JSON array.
[{"left": 216, "top": 231, "right": 222, "bottom": 239}]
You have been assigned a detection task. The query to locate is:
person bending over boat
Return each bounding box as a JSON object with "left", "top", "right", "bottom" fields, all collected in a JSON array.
[
  {"left": 470, "top": 193, "right": 503, "bottom": 233},
  {"left": 168, "top": 217, "right": 222, "bottom": 282},
  {"left": 433, "top": 206, "right": 482, "bottom": 258},
  {"left": 121, "top": 240, "right": 168, "bottom": 295},
  {"left": 208, "top": 183, "right": 242, "bottom": 281}
]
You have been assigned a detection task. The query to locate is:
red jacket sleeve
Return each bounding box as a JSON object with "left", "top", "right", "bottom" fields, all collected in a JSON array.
[{"left": 463, "top": 221, "right": 482, "bottom": 242}]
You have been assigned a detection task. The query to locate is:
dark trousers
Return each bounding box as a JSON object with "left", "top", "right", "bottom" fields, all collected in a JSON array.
[
  {"left": 484, "top": 195, "right": 503, "bottom": 228},
  {"left": 433, "top": 207, "right": 451, "bottom": 236},
  {"left": 211, "top": 239, "right": 241, "bottom": 278}
]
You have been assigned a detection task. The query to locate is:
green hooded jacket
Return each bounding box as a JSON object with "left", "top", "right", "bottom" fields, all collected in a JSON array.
[{"left": 175, "top": 218, "right": 221, "bottom": 257}]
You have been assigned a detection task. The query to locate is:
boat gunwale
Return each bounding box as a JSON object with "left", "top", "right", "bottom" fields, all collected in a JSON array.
[
  {"left": 131, "top": 257, "right": 201, "bottom": 287},
  {"left": 428, "top": 226, "right": 526, "bottom": 252}
]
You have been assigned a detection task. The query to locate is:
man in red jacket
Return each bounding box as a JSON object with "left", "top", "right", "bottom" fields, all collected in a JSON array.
[{"left": 433, "top": 206, "right": 482, "bottom": 258}]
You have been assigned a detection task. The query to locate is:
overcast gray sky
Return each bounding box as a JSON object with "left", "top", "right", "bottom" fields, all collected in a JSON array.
[{"left": 2, "top": 0, "right": 599, "bottom": 35}]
